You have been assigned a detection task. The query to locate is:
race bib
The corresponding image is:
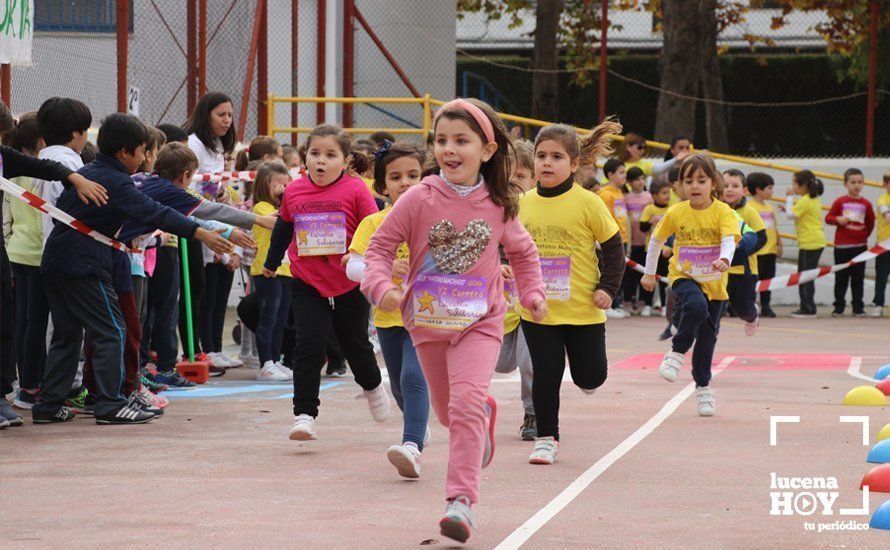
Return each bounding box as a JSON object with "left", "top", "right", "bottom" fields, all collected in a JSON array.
[
  {"left": 293, "top": 212, "right": 347, "bottom": 256},
  {"left": 759, "top": 211, "right": 776, "bottom": 230},
  {"left": 627, "top": 202, "right": 645, "bottom": 221},
  {"left": 541, "top": 256, "right": 571, "bottom": 301},
  {"left": 503, "top": 278, "right": 518, "bottom": 310},
  {"left": 678, "top": 245, "right": 721, "bottom": 282},
  {"left": 842, "top": 202, "right": 866, "bottom": 224},
  {"left": 613, "top": 199, "right": 627, "bottom": 220},
  {"left": 412, "top": 273, "right": 488, "bottom": 331}
]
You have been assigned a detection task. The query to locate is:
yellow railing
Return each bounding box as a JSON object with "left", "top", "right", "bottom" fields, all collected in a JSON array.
[
  {"left": 267, "top": 94, "right": 432, "bottom": 140},
  {"left": 267, "top": 94, "right": 883, "bottom": 188}
]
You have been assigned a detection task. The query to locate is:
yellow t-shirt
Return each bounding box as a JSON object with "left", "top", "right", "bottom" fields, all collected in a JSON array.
[
  {"left": 652, "top": 200, "right": 741, "bottom": 301},
  {"left": 729, "top": 201, "right": 766, "bottom": 276},
  {"left": 876, "top": 192, "right": 890, "bottom": 243},
  {"left": 251, "top": 201, "right": 292, "bottom": 277},
  {"left": 748, "top": 199, "right": 779, "bottom": 256},
  {"left": 519, "top": 184, "right": 619, "bottom": 325},
  {"left": 349, "top": 207, "right": 409, "bottom": 328},
  {"left": 502, "top": 276, "right": 521, "bottom": 333},
  {"left": 640, "top": 203, "right": 669, "bottom": 245},
  {"left": 598, "top": 184, "right": 629, "bottom": 243},
  {"left": 791, "top": 194, "right": 826, "bottom": 250}
]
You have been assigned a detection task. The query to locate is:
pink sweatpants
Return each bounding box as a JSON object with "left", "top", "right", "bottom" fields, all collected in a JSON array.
[{"left": 414, "top": 331, "right": 501, "bottom": 504}]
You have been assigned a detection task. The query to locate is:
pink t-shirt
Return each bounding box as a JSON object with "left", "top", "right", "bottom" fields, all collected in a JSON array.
[
  {"left": 278, "top": 172, "right": 379, "bottom": 297},
  {"left": 625, "top": 191, "right": 654, "bottom": 246}
]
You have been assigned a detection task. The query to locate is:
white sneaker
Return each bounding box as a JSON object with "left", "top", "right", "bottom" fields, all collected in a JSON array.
[
  {"left": 640, "top": 305, "right": 652, "bottom": 317},
  {"left": 364, "top": 384, "right": 391, "bottom": 422},
  {"left": 439, "top": 496, "right": 475, "bottom": 544},
  {"left": 289, "top": 414, "right": 317, "bottom": 440},
  {"left": 222, "top": 354, "right": 243, "bottom": 368},
  {"left": 275, "top": 362, "right": 294, "bottom": 380},
  {"left": 387, "top": 443, "right": 422, "bottom": 478},
  {"left": 744, "top": 317, "right": 759, "bottom": 337},
  {"left": 240, "top": 354, "right": 260, "bottom": 369},
  {"left": 205, "top": 352, "right": 228, "bottom": 368},
  {"left": 606, "top": 308, "right": 631, "bottom": 319},
  {"left": 257, "top": 361, "right": 290, "bottom": 382},
  {"left": 659, "top": 351, "right": 684, "bottom": 382},
  {"left": 529, "top": 436, "right": 558, "bottom": 465},
  {"left": 696, "top": 386, "right": 715, "bottom": 416},
  {"left": 871, "top": 305, "right": 885, "bottom": 318}
]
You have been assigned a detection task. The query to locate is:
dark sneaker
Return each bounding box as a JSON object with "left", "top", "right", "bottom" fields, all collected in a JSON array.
[
  {"left": 208, "top": 365, "right": 226, "bottom": 378},
  {"left": 325, "top": 362, "right": 347, "bottom": 377},
  {"left": 128, "top": 391, "right": 164, "bottom": 416},
  {"left": 32, "top": 406, "right": 77, "bottom": 424},
  {"left": 852, "top": 310, "right": 866, "bottom": 318},
  {"left": 154, "top": 370, "right": 197, "bottom": 390},
  {"left": 831, "top": 310, "right": 844, "bottom": 318},
  {"left": 0, "top": 397, "right": 24, "bottom": 426},
  {"left": 95, "top": 404, "right": 156, "bottom": 425},
  {"left": 761, "top": 307, "right": 777, "bottom": 318},
  {"left": 520, "top": 414, "right": 537, "bottom": 441},
  {"left": 13, "top": 389, "right": 38, "bottom": 410}
]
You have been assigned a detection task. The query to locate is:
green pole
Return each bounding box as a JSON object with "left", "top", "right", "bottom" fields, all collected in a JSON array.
[{"left": 180, "top": 237, "right": 196, "bottom": 362}]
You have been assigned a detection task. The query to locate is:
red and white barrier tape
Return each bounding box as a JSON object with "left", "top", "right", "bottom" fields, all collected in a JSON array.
[
  {"left": 624, "top": 238, "right": 890, "bottom": 291},
  {"left": 0, "top": 176, "right": 135, "bottom": 253},
  {"left": 756, "top": 238, "right": 889, "bottom": 292},
  {"left": 192, "top": 171, "right": 257, "bottom": 183}
]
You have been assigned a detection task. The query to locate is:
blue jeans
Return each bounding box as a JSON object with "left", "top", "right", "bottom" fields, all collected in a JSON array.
[
  {"left": 252, "top": 276, "right": 292, "bottom": 364},
  {"left": 377, "top": 326, "right": 429, "bottom": 450},
  {"left": 670, "top": 279, "right": 726, "bottom": 388}
]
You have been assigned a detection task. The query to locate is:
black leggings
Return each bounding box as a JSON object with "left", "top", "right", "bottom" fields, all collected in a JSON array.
[
  {"left": 521, "top": 321, "right": 608, "bottom": 440},
  {"left": 756, "top": 254, "right": 777, "bottom": 309},
  {"left": 290, "top": 279, "right": 381, "bottom": 417},
  {"left": 201, "top": 263, "right": 235, "bottom": 353},
  {"left": 10, "top": 263, "right": 49, "bottom": 390}
]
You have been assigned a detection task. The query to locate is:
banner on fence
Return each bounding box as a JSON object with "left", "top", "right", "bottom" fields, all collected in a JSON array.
[{"left": 0, "top": 0, "right": 34, "bottom": 66}]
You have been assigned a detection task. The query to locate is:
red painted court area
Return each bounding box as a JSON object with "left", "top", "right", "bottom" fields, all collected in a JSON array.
[{"left": 1, "top": 315, "right": 888, "bottom": 548}]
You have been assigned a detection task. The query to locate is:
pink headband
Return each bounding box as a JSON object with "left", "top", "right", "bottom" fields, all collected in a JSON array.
[{"left": 434, "top": 99, "right": 496, "bottom": 144}]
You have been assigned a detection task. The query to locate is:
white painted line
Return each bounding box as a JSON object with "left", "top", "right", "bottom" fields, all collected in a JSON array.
[
  {"left": 494, "top": 355, "right": 736, "bottom": 550},
  {"left": 770, "top": 416, "right": 801, "bottom": 446},
  {"left": 846, "top": 356, "right": 876, "bottom": 383},
  {"left": 839, "top": 416, "right": 870, "bottom": 446}
]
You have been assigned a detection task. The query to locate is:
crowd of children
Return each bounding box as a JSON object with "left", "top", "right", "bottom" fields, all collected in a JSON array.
[{"left": 1, "top": 91, "right": 888, "bottom": 543}]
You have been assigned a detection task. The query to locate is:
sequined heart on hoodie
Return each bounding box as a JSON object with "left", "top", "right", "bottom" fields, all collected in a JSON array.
[{"left": 427, "top": 219, "right": 492, "bottom": 274}]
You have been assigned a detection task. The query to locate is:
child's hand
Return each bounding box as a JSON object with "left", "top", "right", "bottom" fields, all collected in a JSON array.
[
  {"left": 530, "top": 297, "right": 548, "bottom": 322},
  {"left": 195, "top": 228, "right": 234, "bottom": 256},
  {"left": 379, "top": 288, "right": 403, "bottom": 312},
  {"left": 661, "top": 246, "right": 673, "bottom": 258},
  {"left": 227, "top": 254, "right": 241, "bottom": 271},
  {"left": 229, "top": 228, "right": 255, "bottom": 249},
  {"left": 712, "top": 258, "right": 730, "bottom": 272},
  {"left": 776, "top": 204, "right": 786, "bottom": 212},
  {"left": 836, "top": 216, "right": 849, "bottom": 226},
  {"left": 69, "top": 174, "right": 108, "bottom": 206},
  {"left": 262, "top": 267, "right": 277, "bottom": 278},
  {"left": 785, "top": 187, "right": 794, "bottom": 196},
  {"left": 777, "top": 239, "right": 783, "bottom": 256},
  {"left": 593, "top": 289, "right": 613, "bottom": 310},
  {"left": 883, "top": 210, "right": 890, "bottom": 222},
  {"left": 640, "top": 274, "right": 656, "bottom": 292},
  {"left": 340, "top": 254, "right": 350, "bottom": 267},
  {"left": 391, "top": 258, "right": 410, "bottom": 280},
  {"left": 500, "top": 264, "right": 514, "bottom": 280},
  {"left": 256, "top": 215, "right": 277, "bottom": 230}
]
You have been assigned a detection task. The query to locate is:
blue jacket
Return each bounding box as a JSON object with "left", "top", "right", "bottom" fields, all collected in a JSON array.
[{"left": 41, "top": 154, "right": 199, "bottom": 282}]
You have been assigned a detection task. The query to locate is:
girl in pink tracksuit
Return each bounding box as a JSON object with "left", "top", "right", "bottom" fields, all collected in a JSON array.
[{"left": 362, "top": 98, "right": 547, "bottom": 544}]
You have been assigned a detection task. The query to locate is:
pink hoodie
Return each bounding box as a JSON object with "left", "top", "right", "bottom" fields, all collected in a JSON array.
[{"left": 362, "top": 174, "right": 545, "bottom": 346}]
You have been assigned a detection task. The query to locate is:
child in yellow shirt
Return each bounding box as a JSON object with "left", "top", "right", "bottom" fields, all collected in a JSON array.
[
  {"left": 782, "top": 170, "right": 826, "bottom": 318},
  {"left": 641, "top": 155, "right": 740, "bottom": 417},
  {"left": 519, "top": 119, "right": 624, "bottom": 464},
  {"left": 746, "top": 172, "right": 781, "bottom": 318},
  {"left": 346, "top": 142, "right": 430, "bottom": 479},
  {"left": 598, "top": 158, "right": 631, "bottom": 318}
]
